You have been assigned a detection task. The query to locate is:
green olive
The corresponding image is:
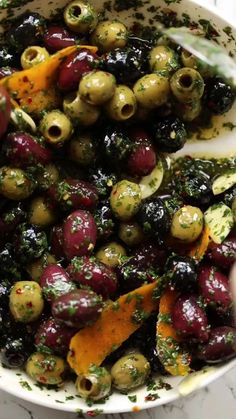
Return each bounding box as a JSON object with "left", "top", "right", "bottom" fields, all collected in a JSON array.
[
  {"left": 69, "top": 133, "right": 95, "bottom": 166},
  {"left": 63, "top": 92, "right": 100, "bottom": 126},
  {"left": 64, "top": 0, "right": 98, "bottom": 34},
  {"left": 181, "top": 50, "right": 198, "bottom": 69},
  {"left": 133, "top": 74, "right": 170, "bottom": 109},
  {"left": 9, "top": 281, "right": 44, "bottom": 323},
  {"left": 0, "top": 166, "right": 35, "bottom": 200},
  {"left": 76, "top": 366, "right": 111, "bottom": 400},
  {"left": 170, "top": 67, "right": 204, "bottom": 103},
  {"left": 26, "top": 353, "right": 65, "bottom": 385},
  {"left": 90, "top": 20, "right": 128, "bottom": 53},
  {"left": 149, "top": 45, "right": 179, "bottom": 74},
  {"left": 21, "top": 46, "right": 49, "bottom": 69},
  {"left": 29, "top": 196, "right": 56, "bottom": 227},
  {"left": 171, "top": 205, "right": 204, "bottom": 242},
  {"left": 105, "top": 85, "right": 137, "bottom": 121},
  {"left": 118, "top": 221, "right": 144, "bottom": 247},
  {"left": 39, "top": 110, "right": 73, "bottom": 146},
  {"left": 79, "top": 71, "right": 116, "bottom": 105},
  {"left": 232, "top": 197, "right": 236, "bottom": 222},
  {"left": 10, "top": 108, "right": 37, "bottom": 133},
  {"left": 110, "top": 180, "right": 141, "bottom": 220},
  {"left": 36, "top": 163, "right": 60, "bottom": 191},
  {"left": 96, "top": 241, "right": 126, "bottom": 267},
  {"left": 111, "top": 353, "right": 150, "bottom": 391},
  {"left": 176, "top": 100, "right": 202, "bottom": 122},
  {"left": 26, "top": 254, "right": 57, "bottom": 282}
]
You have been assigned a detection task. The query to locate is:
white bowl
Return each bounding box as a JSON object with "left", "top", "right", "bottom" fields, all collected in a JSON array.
[{"left": 1, "top": 0, "right": 236, "bottom": 413}]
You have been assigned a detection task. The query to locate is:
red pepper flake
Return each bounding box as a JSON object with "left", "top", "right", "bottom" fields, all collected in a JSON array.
[
  {"left": 145, "top": 393, "right": 160, "bottom": 402},
  {"left": 22, "top": 76, "right": 29, "bottom": 82},
  {"left": 39, "top": 376, "right": 47, "bottom": 383},
  {"left": 27, "top": 97, "right": 33, "bottom": 104},
  {"left": 86, "top": 410, "right": 103, "bottom": 417},
  {"left": 16, "top": 288, "right": 23, "bottom": 295},
  {"left": 26, "top": 302, "right": 33, "bottom": 308}
]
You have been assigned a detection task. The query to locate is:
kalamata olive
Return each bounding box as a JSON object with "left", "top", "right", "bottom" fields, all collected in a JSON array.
[
  {"left": 35, "top": 317, "right": 76, "bottom": 355},
  {"left": 0, "top": 67, "right": 17, "bottom": 79},
  {"left": 43, "top": 25, "right": 76, "bottom": 52},
  {"left": 207, "top": 238, "right": 236, "bottom": 270},
  {"left": 48, "top": 179, "right": 98, "bottom": 212},
  {"left": 52, "top": 289, "right": 103, "bottom": 328},
  {"left": 63, "top": 210, "right": 97, "bottom": 259},
  {"left": 3, "top": 132, "right": 52, "bottom": 168},
  {"left": 1, "top": 337, "right": 31, "bottom": 368},
  {"left": 199, "top": 326, "right": 236, "bottom": 363},
  {"left": 165, "top": 255, "right": 198, "bottom": 292},
  {"left": 198, "top": 266, "right": 231, "bottom": 313},
  {"left": 40, "top": 264, "right": 76, "bottom": 303},
  {"left": 0, "top": 86, "right": 11, "bottom": 138},
  {"left": 132, "top": 242, "right": 167, "bottom": 268},
  {"left": 127, "top": 127, "right": 156, "bottom": 176},
  {"left": 57, "top": 48, "right": 99, "bottom": 91},
  {"left": 94, "top": 201, "right": 115, "bottom": 241},
  {"left": 7, "top": 12, "right": 47, "bottom": 53},
  {"left": 14, "top": 223, "right": 48, "bottom": 263},
  {"left": 67, "top": 256, "right": 118, "bottom": 298},
  {"left": 172, "top": 295, "right": 209, "bottom": 342},
  {"left": 50, "top": 225, "right": 65, "bottom": 259}
]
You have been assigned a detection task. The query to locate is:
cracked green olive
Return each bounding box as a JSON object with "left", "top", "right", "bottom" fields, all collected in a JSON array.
[
  {"left": 9, "top": 281, "right": 44, "bottom": 323},
  {"left": 110, "top": 180, "right": 141, "bottom": 220},
  {"left": 76, "top": 366, "right": 111, "bottom": 400},
  {"left": 133, "top": 74, "right": 170, "bottom": 109},
  {"left": 0, "top": 166, "right": 35, "bottom": 200},
  {"left": 26, "top": 352, "right": 65, "bottom": 385},
  {"left": 79, "top": 71, "right": 116, "bottom": 105},
  {"left": 90, "top": 20, "right": 128, "bottom": 53},
  {"left": 64, "top": 0, "right": 98, "bottom": 34},
  {"left": 111, "top": 353, "right": 150, "bottom": 391},
  {"left": 96, "top": 241, "right": 126, "bottom": 267},
  {"left": 39, "top": 110, "right": 73, "bottom": 146},
  {"left": 63, "top": 92, "right": 100, "bottom": 126},
  {"left": 21, "top": 46, "right": 49, "bottom": 69},
  {"left": 171, "top": 205, "right": 204, "bottom": 242}
]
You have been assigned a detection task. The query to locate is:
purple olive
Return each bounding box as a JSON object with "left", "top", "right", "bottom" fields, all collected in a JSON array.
[
  {"left": 63, "top": 210, "right": 97, "bottom": 260},
  {"left": 48, "top": 179, "right": 98, "bottom": 212},
  {"left": 116, "top": 257, "right": 156, "bottom": 293},
  {"left": 3, "top": 132, "right": 52, "bottom": 168},
  {"left": 0, "top": 86, "right": 11, "bottom": 138},
  {"left": 43, "top": 25, "right": 76, "bottom": 52},
  {"left": 40, "top": 264, "right": 76, "bottom": 302},
  {"left": 67, "top": 256, "right": 118, "bottom": 298},
  {"left": 198, "top": 266, "right": 231, "bottom": 313},
  {"left": 207, "top": 238, "right": 236, "bottom": 270},
  {"left": 52, "top": 289, "right": 103, "bottom": 328},
  {"left": 35, "top": 317, "right": 76, "bottom": 355},
  {"left": 199, "top": 326, "right": 236, "bottom": 363},
  {"left": 50, "top": 225, "right": 65, "bottom": 259},
  {"left": 0, "top": 67, "right": 18, "bottom": 79},
  {"left": 172, "top": 295, "right": 209, "bottom": 342},
  {"left": 132, "top": 242, "right": 167, "bottom": 268},
  {"left": 57, "top": 48, "right": 99, "bottom": 92}
]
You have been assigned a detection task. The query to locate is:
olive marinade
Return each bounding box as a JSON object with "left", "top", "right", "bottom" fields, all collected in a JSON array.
[{"left": 0, "top": 0, "right": 235, "bottom": 403}]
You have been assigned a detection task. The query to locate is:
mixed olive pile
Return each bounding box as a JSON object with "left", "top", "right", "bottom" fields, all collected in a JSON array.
[{"left": 0, "top": 0, "right": 236, "bottom": 403}]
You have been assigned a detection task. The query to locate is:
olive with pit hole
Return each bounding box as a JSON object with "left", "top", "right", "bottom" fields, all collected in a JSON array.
[
  {"left": 39, "top": 110, "right": 73, "bottom": 146},
  {"left": 52, "top": 289, "right": 103, "bottom": 328}
]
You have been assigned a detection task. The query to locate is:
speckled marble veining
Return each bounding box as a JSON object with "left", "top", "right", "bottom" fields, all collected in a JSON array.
[{"left": 0, "top": 0, "right": 236, "bottom": 418}]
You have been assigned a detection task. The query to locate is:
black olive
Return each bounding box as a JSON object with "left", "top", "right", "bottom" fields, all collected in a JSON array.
[
  {"left": 0, "top": 244, "right": 21, "bottom": 281},
  {"left": 94, "top": 200, "right": 115, "bottom": 241},
  {"left": 0, "top": 279, "right": 11, "bottom": 308},
  {"left": 165, "top": 255, "right": 198, "bottom": 292},
  {"left": 174, "top": 169, "right": 213, "bottom": 206},
  {"left": 137, "top": 198, "right": 171, "bottom": 241},
  {"left": 221, "top": 185, "right": 236, "bottom": 207},
  {"left": 7, "top": 12, "right": 47, "bottom": 53},
  {"left": 1, "top": 337, "right": 31, "bottom": 368},
  {"left": 101, "top": 47, "right": 145, "bottom": 84},
  {"left": 153, "top": 116, "right": 187, "bottom": 153},
  {"left": 0, "top": 45, "right": 19, "bottom": 67},
  {"left": 88, "top": 167, "right": 117, "bottom": 197},
  {"left": 101, "top": 126, "right": 133, "bottom": 163},
  {"left": 14, "top": 223, "right": 48, "bottom": 263},
  {"left": 161, "top": 194, "right": 184, "bottom": 217},
  {"left": 204, "top": 77, "right": 235, "bottom": 115}
]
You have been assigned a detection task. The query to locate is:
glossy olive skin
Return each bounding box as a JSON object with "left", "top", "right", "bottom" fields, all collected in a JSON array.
[
  {"left": 102, "top": 47, "right": 144, "bottom": 83},
  {"left": 111, "top": 353, "right": 151, "bottom": 391},
  {"left": 63, "top": 210, "right": 97, "bottom": 259},
  {"left": 0, "top": 86, "right": 11, "bottom": 139},
  {"left": 3, "top": 132, "right": 52, "bottom": 168},
  {"left": 172, "top": 295, "right": 209, "bottom": 342},
  {"left": 0, "top": 66, "right": 17, "bottom": 79},
  {"left": 127, "top": 128, "right": 156, "bottom": 176},
  {"left": 174, "top": 169, "right": 212, "bottom": 206},
  {"left": 14, "top": 223, "right": 48, "bottom": 263},
  {"left": 67, "top": 256, "right": 118, "bottom": 298},
  {"left": 7, "top": 12, "right": 46, "bottom": 53},
  {"left": 154, "top": 116, "right": 187, "bottom": 153},
  {"left": 101, "top": 126, "right": 133, "bottom": 163},
  {"left": 52, "top": 289, "right": 103, "bottom": 328},
  {"left": 0, "top": 46, "right": 19, "bottom": 67},
  {"left": 43, "top": 25, "right": 76, "bottom": 52},
  {"left": 206, "top": 238, "right": 236, "bottom": 270},
  {"left": 88, "top": 167, "right": 117, "bottom": 197},
  {"left": 94, "top": 201, "right": 115, "bottom": 241},
  {"left": 48, "top": 179, "right": 98, "bottom": 212},
  {"left": 198, "top": 266, "right": 231, "bottom": 313},
  {"left": 1, "top": 337, "right": 31, "bottom": 368},
  {"left": 0, "top": 202, "right": 26, "bottom": 239},
  {"left": 166, "top": 255, "right": 198, "bottom": 292},
  {"left": 0, "top": 244, "right": 21, "bottom": 280},
  {"left": 50, "top": 225, "right": 65, "bottom": 259},
  {"left": 0, "top": 279, "right": 11, "bottom": 308},
  {"left": 137, "top": 198, "right": 170, "bottom": 242},
  {"left": 204, "top": 77, "right": 235, "bottom": 115},
  {"left": 35, "top": 317, "right": 76, "bottom": 355},
  {"left": 40, "top": 264, "right": 76, "bottom": 303},
  {"left": 199, "top": 326, "right": 236, "bottom": 363},
  {"left": 57, "top": 49, "right": 99, "bottom": 92}
]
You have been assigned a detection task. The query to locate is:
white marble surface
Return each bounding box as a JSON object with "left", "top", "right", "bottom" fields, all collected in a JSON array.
[{"left": 1, "top": 0, "right": 236, "bottom": 418}]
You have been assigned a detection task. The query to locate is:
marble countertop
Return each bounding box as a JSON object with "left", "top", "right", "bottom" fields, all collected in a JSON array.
[{"left": 1, "top": 0, "right": 236, "bottom": 418}]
